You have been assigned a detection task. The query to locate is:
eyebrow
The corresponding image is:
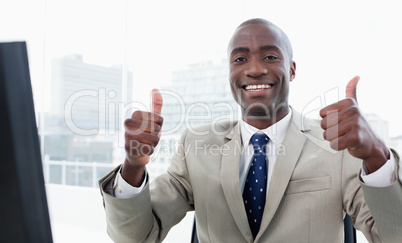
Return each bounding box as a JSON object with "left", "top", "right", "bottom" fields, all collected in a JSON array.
[
  {"left": 230, "top": 47, "right": 249, "bottom": 56},
  {"left": 260, "top": 45, "right": 281, "bottom": 52},
  {"left": 230, "top": 45, "right": 282, "bottom": 56}
]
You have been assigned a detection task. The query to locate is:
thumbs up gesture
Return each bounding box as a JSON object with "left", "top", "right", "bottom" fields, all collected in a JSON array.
[
  {"left": 122, "top": 89, "right": 164, "bottom": 186},
  {"left": 320, "top": 76, "right": 390, "bottom": 173}
]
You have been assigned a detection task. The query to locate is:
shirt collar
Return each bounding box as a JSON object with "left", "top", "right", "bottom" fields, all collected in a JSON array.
[{"left": 240, "top": 109, "right": 292, "bottom": 146}]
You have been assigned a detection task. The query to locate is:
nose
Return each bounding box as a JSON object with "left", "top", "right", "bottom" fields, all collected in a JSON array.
[{"left": 244, "top": 58, "right": 268, "bottom": 78}]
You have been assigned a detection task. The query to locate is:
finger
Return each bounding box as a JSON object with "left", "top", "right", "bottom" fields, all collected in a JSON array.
[
  {"left": 329, "top": 137, "right": 343, "bottom": 151},
  {"left": 152, "top": 88, "right": 163, "bottom": 115},
  {"left": 329, "top": 133, "right": 359, "bottom": 152},
  {"left": 131, "top": 111, "right": 163, "bottom": 126},
  {"left": 124, "top": 118, "right": 161, "bottom": 135},
  {"left": 323, "top": 120, "right": 351, "bottom": 141},
  {"left": 320, "top": 97, "right": 356, "bottom": 119},
  {"left": 327, "top": 132, "right": 350, "bottom": 151},
  {"left": 321, "top": 104, "right": 356, "bottom": 129},
  {"left": 125, "top": 130, "right": 160, "bottom": 149},
  {"left": 125, "top": 140, "right": 155, "bottom": 157},
  {"left": 321, "top": 112, "right": 339, "bottom": 130},
  {"left": 345, "top": 76, "right": 360, "bottom": 101}
]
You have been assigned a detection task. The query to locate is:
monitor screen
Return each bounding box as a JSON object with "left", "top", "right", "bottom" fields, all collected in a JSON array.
[{"left": 0, "top": 42, "right": 53, "bottom": 243}]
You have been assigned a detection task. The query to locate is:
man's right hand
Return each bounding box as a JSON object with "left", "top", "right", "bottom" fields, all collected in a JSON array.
[{"left": 122, "top": 89, "right": 164, "bottom": 187}]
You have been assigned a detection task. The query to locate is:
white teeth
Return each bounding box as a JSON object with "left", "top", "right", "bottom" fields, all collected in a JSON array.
[{"left": 244, "top": 84, "right": 272, "bottom": 91}]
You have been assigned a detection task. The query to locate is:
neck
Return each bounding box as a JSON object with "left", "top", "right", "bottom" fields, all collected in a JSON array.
[{"left": 242, "top": 105, "right": 290, "bottom": 130}]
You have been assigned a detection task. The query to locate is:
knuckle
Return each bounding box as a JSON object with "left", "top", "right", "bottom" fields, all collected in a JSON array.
[
  {"left": 132, "top": 110, "right": 143, "bottom": 119},
  {"left": 152, "top": 113, "right": 164, "bottom": 125},
  {"left": 319, "top": 109, "right": 325, "bottom": 118},
  {"left": 124, "top": 118, "right": 132, "bottom": 128},
  {"left": 153, "top": 136, "right": 161, "bottom": 146},
  {"left": 320, "top": 118, "right": 326, "bottom": 129},
  {"left": 124, "top": 132, "right": 132, "bottom": 141},
  {"left": 147, "top": 134, "right": 160, "bottom": 146},
  {"left": 348, "top": 105, "right": 359, "bottom": 114},
  {"left": 345, "top": 98, "right": 356, "bottom": 106},
  {"left": 141, "top": 144, "right": 154, "bottom": 156},
  {"left": 147, "top": 145, "right": 155, "bottom": 155},
  {"left": 342, "top": 107, "right": 359, "bottom": 121},
  {"left": 153, "top": 123, "right": 162, "bottom": 133},
  {"left": 124, "top": 118, "right": 143, "bottom": 131},
  {"left": 329, "top": 141, "right": 338, "bottom": 150},
  {"left": 125, "top": 127, "right": 141, "bottom": 136}
]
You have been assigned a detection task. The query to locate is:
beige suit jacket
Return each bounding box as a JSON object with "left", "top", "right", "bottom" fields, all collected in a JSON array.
[{"left": 100, "top": 109, "right": 402, "bottom": 243}]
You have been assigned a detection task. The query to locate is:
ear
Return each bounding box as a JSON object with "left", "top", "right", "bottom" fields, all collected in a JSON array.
[{"left": 290, "top": 61, "right": 296, "bottom": 82}]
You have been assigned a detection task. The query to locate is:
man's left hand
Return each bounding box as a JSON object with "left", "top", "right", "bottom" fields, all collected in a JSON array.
[{"left": 320, "top": 76, "right": 390, "bottom": 173}]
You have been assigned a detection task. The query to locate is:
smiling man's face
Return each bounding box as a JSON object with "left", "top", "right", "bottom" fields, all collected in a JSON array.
[{"left": 228, "top": 22, "right": 296, "bottom": 127}]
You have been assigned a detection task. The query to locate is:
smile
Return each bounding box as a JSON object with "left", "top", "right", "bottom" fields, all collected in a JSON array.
[{"left": 243, "top": 84, "right": 273, "bottom": 91}]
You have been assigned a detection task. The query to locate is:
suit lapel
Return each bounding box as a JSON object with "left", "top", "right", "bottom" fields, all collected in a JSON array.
[
  {"left": 220, "top": 123, "right": 254, "bottom": 242},
  {"left": 256, "top": 109, "right": 309, "bottom": 241},
  {"left": 220, "top": 109, "right": 311, "bottom": 242}
]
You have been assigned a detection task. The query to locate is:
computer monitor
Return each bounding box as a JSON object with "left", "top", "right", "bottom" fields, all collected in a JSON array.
[{"left": 0, "top": 42, "right": 53, "bottom": 242}]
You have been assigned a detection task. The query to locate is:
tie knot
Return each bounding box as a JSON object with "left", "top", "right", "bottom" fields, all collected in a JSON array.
[{"left": 250, "top": 133, "right": 269, "bottom": 149}]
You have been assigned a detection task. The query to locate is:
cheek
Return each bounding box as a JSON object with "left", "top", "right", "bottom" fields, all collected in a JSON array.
[
  {"left": 278, "top": 82, "right": 290, "bottom": 100},
  {"left": 229, "top": 81, "right": 240, "bottom": 101},
  {"left": 229, "top": 72, "right": 238, "bottom": 91},
  {"left": 229, "top": 65, "right": 240, "bottom": 80}
]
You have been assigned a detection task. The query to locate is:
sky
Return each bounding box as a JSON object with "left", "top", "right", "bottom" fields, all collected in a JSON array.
[{"left": 1, "top": 0, "right": 402, "bottom": 137}]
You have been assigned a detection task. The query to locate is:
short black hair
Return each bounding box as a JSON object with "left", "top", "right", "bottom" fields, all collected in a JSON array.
[{"left": 229, "top": 18, "right": 294, "bottom": 62}]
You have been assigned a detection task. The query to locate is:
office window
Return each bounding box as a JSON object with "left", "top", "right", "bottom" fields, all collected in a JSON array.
[{"left": 2, "top": 0, "right": 401, "bottom": 242}]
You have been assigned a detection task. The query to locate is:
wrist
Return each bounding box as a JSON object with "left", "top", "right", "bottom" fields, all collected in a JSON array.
[
  {"left": 121, "top": 158, "right": 146, "bottom": 187},
  {"left": 363, "top": 145, "right": 390, "bottom": 174}
]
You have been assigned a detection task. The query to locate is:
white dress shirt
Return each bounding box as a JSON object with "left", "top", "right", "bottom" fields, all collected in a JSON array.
[
  {"left": 239, "top": 109, "right": 292, "bottom": 194},
  {"left": 114, "top": 110, "right": 396, "bottom": 199}
]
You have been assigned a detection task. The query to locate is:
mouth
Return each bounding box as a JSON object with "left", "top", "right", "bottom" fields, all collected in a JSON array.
[{"left": 242, "top": 83, "right": 274, "bottom": 91}]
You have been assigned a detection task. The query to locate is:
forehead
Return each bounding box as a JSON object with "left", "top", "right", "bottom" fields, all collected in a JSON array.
[{"left": 229, "top": 23, "right": 286, "bottom": 55}]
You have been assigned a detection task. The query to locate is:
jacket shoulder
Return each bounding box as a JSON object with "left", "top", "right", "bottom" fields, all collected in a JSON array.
[{"left": 180, "top": 120, "right": 239, "bottom": 144}]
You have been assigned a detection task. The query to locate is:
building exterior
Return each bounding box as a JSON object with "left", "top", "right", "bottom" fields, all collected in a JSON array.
[
  {"left": 50, "top": 54, "right": 133, "bottom": 132},
  {"left": 43, "top": 54, "right": 134, "bottom": 187}
]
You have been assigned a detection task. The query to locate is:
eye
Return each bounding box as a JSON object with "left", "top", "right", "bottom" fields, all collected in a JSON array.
[
  {"left": 264, "top": 55, "right": 278, "bottom": 60},
  {"left": 233, "top": 57, "right": 247, "bottom": 62}
]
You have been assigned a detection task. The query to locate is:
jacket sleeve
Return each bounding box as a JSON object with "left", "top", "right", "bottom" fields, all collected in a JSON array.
[
  {"left": 99, "top": 130, "right": 194, "bottom": 243},
  {"left": 342, "top": 148, "right": 402, "bottom": 243},
  {"left": 359, "top": 149, "right": 402, "bottom": 243}
]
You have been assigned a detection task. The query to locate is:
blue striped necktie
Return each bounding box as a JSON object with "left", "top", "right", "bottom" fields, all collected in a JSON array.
[{"left": 243, "top": 133, "right": 269, "bottom": 238}]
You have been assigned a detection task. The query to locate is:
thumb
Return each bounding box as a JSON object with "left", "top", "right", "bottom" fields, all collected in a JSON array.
[
  {"left": 345, "top": 76, "right": 360, "bottom": 101},
  {"left": 151, "top": 88, "right": 163, "bottom": 115}
]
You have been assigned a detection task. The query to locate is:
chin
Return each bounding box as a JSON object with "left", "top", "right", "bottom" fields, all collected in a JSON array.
[{"left": 242, "top": 102, "right": 272, "bottom": 117}]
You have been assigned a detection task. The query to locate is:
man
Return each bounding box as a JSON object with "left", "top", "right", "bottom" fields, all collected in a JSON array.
[{"left": 100, "top": 18, "right": 402, "bottom": 242}]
